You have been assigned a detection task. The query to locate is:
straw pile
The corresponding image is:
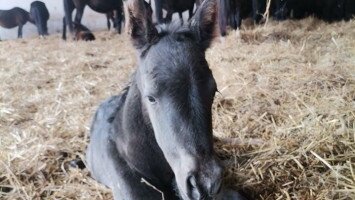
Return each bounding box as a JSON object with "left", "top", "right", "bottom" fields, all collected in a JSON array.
[{"left": 0, "top": 17, "right": 354, "bottom": 199}]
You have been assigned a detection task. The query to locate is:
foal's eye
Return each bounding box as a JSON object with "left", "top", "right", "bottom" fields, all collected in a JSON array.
[{"left": 147, "top": 96, "right": 156, "bottom": 104}]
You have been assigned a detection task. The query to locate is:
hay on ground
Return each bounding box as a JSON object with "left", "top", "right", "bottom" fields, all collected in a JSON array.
[{"left": 0, "top": 18, "right": 354, "bottom": 199}]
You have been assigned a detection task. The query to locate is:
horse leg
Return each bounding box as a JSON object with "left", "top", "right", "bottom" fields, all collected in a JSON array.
[
  {"left": 188, "top": 6, "right": 194, "bottom": 20},
  {"left": 63, "top": 0, "right": 75, "bottom": 40},
  {"left": 74, "top": 5, "right": 85, "bottom": 24},
  {"left": 62, "top": 17, "right": 67, "bottom": 40},
  {"left": 18, "top": 24, "right": 23, "bottom": 38},
  {"left": 179, "top": 12, "right": 183, "bottom": 25},
  {"left": 218, "top": 0, "right": 228, "bottom": 37},
  {"left": 106, "top": 13, "right": 111, "bottom": 31},
  {"left": 113, "top": 9, "right": 123, "bottom": 34},
  {"left": 165, "top": 11, "right": 173, "bottom": 23},
  {"left": 252, "top": 0, "right": 260, "bottom": 24},
  {"left": 235, "top": 4, "right": 241, "bottom": 30},
  {"left": 86, "top": 96, "right": 166, "bottom": 200},
  {"left": 154, "top": 0, "right": 163, "bottom": 23}
]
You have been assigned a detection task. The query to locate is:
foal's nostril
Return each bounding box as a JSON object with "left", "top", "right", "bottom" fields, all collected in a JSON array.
[
  {"left": 187, "top": 174, "right": 198, "bottom": 190},
  {"left": 187, "top": 174, "right": 202, "bottom": 199},
  {"left": 208, "top": 178, "right": 222, "bottom": 196}
]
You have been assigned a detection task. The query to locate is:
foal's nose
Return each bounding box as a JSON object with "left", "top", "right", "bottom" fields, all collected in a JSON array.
[{"left": 186, "top": 161, "right": 223, "bottom": 199}]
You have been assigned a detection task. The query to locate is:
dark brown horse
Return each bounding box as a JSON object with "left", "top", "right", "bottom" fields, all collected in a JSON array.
[
  {"left": 62, "top": 0, "right": 124, "bottom": 40},
  {"left": 0, "top": 7, "right": 29, "bottom": 38}
]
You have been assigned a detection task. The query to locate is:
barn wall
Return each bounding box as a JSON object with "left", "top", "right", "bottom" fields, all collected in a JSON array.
[
  {"left": 0, "top": 0, "right": 108, "bottom": 40},
  {"left": 0, "top": 0, "right": 192, "bottom": 40}
]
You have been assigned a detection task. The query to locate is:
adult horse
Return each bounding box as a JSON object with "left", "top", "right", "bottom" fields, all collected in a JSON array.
[
  {"left": 218, "top": 0, "right": 251, "bottom": 36},
  {"left": 0, "top": 7, "right": 29, "bottom": 39},
  {"left": 29, "top": 1, "right": 50, "bottom": 37},
  {"left": 86, "top": 0, "right": 247, "bottom": 199},
  {"left": 62, "top": 0, "right": 123, "bottom": 40},
  {"left": 154, "top": 0, "right": 196, "bottom": 24}
]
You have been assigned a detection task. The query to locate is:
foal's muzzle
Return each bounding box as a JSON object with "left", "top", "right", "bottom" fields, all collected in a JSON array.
[
  {"left": 187, "top": 173, "right": 222, "bottom": 199},
  {"left": 182, "top": 158, "right": 223, "bottom": 200}
]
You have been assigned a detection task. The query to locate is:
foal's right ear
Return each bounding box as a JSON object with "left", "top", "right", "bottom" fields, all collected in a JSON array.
[
  {"left": 125, "top": 0, "right": 158, "bottom": 50},
  {"left": 189, "top": 0, "right": 217, "bottom": 51}
]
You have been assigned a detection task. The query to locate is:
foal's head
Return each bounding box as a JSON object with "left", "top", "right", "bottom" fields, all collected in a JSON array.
[{"left": 126, "top": 0, "right": 221, "bottom": 199}]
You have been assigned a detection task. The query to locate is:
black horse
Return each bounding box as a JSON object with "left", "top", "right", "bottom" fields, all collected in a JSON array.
[
  {"left": 273, "top": 0, "right": 355, "bottom": 21},
  {"left": 218, "top": 0, "right": 251, "bottom": 36},
  {"left": 0, "top": 7, "right": 29, "bottom": 38},
  {"left": 86, "top": 0, "right": 246, "bottom": 199},
  {"left": 29, "top": 1, "right": 50, "bottom": 37},
  {"left": 62, "top": 0, "right": 123, "bottom": 40},
  {"left": 154, "top": 0, "right": 196, "bottom": 24}
]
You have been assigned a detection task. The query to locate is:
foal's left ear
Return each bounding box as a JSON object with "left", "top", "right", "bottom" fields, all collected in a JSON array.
[
  {"left": 189, "top": 0, "right": 217, "bottom": 51},
  {"left": 125, "top": 0, "right": 158, "bottom": 50}
]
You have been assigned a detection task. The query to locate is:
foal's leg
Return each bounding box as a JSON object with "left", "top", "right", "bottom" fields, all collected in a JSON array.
[{"left": 86, "top": 96, "right": 163, "bottom": 200}]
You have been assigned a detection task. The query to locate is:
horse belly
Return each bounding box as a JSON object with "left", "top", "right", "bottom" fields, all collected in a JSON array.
[
  {"left": 171, "top": 0, "right": 194, "bottom": 13},
  {"left": 0, "top": 13, "right": 18, "bottom": 28},
  {"left": 88, "top": 0, "right": 121, "bottom": 13}
]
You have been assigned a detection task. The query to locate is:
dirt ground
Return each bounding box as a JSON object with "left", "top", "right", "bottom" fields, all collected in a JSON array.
[{"left": 0, "top": 17, "right": 354, "bottom": 199}]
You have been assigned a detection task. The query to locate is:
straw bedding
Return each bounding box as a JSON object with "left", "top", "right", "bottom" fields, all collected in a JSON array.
[{"left": 0, "top": 18, "right": 354, "bottom": 199}]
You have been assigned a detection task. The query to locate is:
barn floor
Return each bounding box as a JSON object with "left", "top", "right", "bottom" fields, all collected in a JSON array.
[{"left": 0, "top": 18, "right": 354, "bottom": 200}]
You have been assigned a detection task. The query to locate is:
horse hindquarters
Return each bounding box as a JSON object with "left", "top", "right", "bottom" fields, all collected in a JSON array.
[
  {"left": 86, "top": 95, "right": 162, "bottom": 200},
  {"left": 31, "top": 8, "right": 45, "bottom": 36}
]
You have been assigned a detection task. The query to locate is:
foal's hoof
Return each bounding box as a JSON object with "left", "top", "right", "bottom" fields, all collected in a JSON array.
[{"left": 221, "top": 189, "right": 248, "bottom": 200}]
